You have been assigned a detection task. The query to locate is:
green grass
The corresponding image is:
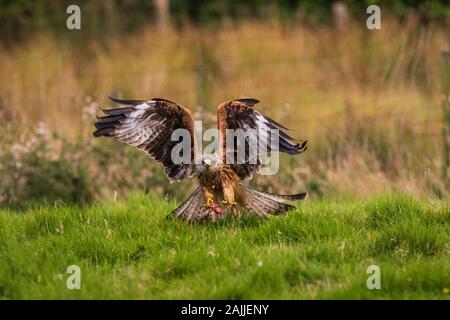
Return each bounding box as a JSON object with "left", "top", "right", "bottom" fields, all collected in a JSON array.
[{"left": 0, "top": 193, "right": 449, "bottom": 299}]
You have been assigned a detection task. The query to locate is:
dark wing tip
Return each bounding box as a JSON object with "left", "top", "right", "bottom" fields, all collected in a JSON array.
[
  {"left": 234, "top": 98, "right": 260, "bottom": 107},
  {"left": 100, "top": 107, "right": 113, "bottom": 113},
  {"left": 92, "top": 129, "right": 103, "bottom": 137},
  {"left": 279, "top": 138, "right": 308, "bottom": 155},
  {"left": 264, "top": 115, "right": 290, "bottom": 130},
  {"left": 108, "top": 96, "right": 146, "bottom": 106},
  {"left": 288, "top": 192, "right": 308, "bottom": 201},
  {"left": 294, "top": 140, "right": 308, "bottom": 154}
]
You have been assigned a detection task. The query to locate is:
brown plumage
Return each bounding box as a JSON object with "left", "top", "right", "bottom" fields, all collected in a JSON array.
[{"left": 94, "top": 97, "right": 308, "bottom": 221}]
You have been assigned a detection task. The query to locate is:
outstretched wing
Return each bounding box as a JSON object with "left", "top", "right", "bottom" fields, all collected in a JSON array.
[
  {"left": 217, "top": 98, "right": 307, "bottom": 180},
  {"left": 93, "top": 96, "right": 196, "bottom": 181}
]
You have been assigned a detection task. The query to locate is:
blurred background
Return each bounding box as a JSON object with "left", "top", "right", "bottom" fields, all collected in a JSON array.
[{"left": 0, "top": 0, "right": 449, "bottom": 207}]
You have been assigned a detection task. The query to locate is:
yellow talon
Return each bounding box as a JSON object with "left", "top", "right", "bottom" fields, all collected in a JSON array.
[
  {"left": 222, "top": 199, "right": 237, "bottom": 206},
  {"left": 205, "top": 197, "right": 214, "bottom": 207}
]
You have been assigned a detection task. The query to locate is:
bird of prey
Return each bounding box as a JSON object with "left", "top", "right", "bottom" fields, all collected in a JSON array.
[{"left": 93, "top": 97, "right": 308, "bottom": 221}]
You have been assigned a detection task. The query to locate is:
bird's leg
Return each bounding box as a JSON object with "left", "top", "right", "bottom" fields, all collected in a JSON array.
[
  {"left": 202, "top": 187, "right": 224, "bottom": 216},
  {"left": 221, "top": 183, "right": 237, "bottom": 206},
  {"left": 203, "top": 187, "right": 215, "bottom": 207}
]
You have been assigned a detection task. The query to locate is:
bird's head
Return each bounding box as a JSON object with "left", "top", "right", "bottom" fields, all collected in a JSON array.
[{"left": 195, "top": 153, "right": 221, "bottom": 173}]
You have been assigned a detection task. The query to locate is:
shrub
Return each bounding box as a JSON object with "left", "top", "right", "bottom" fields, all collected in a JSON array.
[{"left": 0, "top": 123, "right": 96, "bottom": 207}]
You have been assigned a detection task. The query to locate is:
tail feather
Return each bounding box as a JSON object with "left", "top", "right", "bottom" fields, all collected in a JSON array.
[
  {"left": 172, "top": 184, "right": 308, "bottom": 221},
  {"left": 171, "top": 187, "right": 201, "bottom": 219},
  {"left": 240, "top": 183, "right": 307, "bottom": 217},
  {"left": 171, "top": 187, "right": 215, "bottom": 221}
]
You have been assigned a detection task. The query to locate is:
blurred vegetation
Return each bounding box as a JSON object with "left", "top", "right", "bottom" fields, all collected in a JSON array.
[
  {"left": 0, "top": 0, "right": 449, "bottom": 44},
  {"left": 0, "top": 1, "right": 449, "bottom": 206}
]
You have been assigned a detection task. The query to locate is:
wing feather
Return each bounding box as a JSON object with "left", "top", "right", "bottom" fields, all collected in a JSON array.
[
  {"left": 93, "top": 97, "right": 196, "bottom": 181},
  {"left": 217, "top": 98, "right": 307, "bottom": 180}
]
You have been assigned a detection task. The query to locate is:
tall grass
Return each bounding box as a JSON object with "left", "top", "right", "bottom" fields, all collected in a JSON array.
[{"left": 0, "top": 16, "right": 449, "bottom": 204}]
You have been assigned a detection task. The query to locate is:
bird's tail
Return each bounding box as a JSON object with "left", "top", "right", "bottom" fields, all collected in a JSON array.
[
  {"left": 171, "top": 184, "right": 308, "bottom": 221},
  {"left": 171, "top": 187, "right": 215, "bottom": 221},
  {"left": 239, "top": 183, "right": 308, "bottom": 217}
]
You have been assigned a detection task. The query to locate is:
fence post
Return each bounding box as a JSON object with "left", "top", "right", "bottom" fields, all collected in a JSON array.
[{"left": 442, "top": 51, "right": 450, "bottom": 187}]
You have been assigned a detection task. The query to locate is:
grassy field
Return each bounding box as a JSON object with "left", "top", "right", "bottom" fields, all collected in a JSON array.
[{"left": 0, "top": 193, "right": 448, "bottom": 299}]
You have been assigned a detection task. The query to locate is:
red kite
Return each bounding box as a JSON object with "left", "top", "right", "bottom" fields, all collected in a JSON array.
[{"left": 94, "top": 97, "right": 308, "bottom": 221}]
